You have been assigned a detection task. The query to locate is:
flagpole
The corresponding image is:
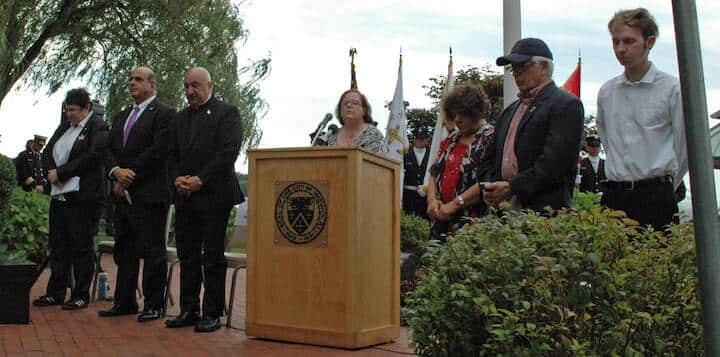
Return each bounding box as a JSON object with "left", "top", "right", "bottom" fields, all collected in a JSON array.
[
  {"left": 422, "top": 47, "right": 455, "bottom": 188},
  {"left": 349, "top": 48, "right": 358, "bottom": 89}
]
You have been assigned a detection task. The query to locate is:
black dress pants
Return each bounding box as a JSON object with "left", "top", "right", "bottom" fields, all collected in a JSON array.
[
  {"left": 601, "top": 179, "right": 679, "bottom": 232},
  {"left": 46, "top": 199, "right": 101, "bottom": 302},
  {"left": 113, "top": 201, "right": 169, "bottom": 310},
  {"left": 175, "top": 204, "right": 231, "bottom": 317}
]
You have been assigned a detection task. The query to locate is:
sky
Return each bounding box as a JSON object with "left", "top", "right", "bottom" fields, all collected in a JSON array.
[{"left": 1, "top": 0, "right": 719, "bottom": 177}]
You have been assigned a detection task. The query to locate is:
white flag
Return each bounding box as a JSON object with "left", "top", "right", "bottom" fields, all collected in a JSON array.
[
  {"left": 385, "top": 54, "right": 409, "bottom": 162},
  {"left": 423, "top": 49, "right": 456, "bottom": 186}
]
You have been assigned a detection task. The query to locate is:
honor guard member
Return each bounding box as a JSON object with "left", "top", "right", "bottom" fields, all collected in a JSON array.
[
  {"left": 16, "top": 135, "right": 48, "bottom": 192},
  {"left": 402, "top": 127, "right": 431, "bottom": 219},
  {"left": 578, "top": 136, "right": 606, "bottom": 193}
]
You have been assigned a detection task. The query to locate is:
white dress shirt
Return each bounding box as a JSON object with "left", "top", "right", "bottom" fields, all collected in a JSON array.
[
  {"left": 413, "top": 147, "right": 426, "bottom": 166},
  {"left": 53, "top": 112, "right": 92, "bottom": 167},
  {"left": 122, "top": 95, "right": 156, "bottom": 133},
  {"left": 109, "top": 95, "right": 157, "bottom": 178},
  {"left": 596, "top": 63, "right": 687, "bottom": 189},
  {"left": 588, "top": 155, "right": 600, "bottom": 174}
]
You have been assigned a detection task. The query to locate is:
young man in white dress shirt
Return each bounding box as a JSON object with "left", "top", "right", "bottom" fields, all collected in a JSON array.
[{"left": 597, "top": 8, "right": 688, "bottom": 231}]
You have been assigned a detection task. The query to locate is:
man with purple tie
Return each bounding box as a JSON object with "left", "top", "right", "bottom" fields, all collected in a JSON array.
[{"left": 99, "top": 67, "right": 174, "bottom": 322}]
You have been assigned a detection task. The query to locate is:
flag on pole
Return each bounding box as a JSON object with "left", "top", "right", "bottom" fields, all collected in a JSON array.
[
  {"left": 562, "top": 54, "right": 581, "bottom": 98},
  {"left": 349, "top": 48, "right": 358, "bottom": 89},
  {"left": 422, "top": 47, "right": 456, "bottom": 186},
  {"left": 385, "top": 52, "right": 409, "bottom": 162}
]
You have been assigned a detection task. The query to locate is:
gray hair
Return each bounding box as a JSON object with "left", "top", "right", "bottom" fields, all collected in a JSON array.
[{"left": 530, "top": 56, "right": 554, "bottom": 77}]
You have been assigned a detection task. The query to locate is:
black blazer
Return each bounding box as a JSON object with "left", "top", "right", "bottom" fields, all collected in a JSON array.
[
  {"left": 579, "top": 157, "right": 606, "bottom": 193},
  {"left": 478, "top": 82, "right": 584, "bottom": 211},
  {"left": 43, "top": 113, "right": 109, "bottom": 203},
  {"left": 107, "top": 98, "right": 174, "bottom": 203},
  {"left": 169, "top": 96, "right": 244, "bottom": 211},
  {"left": 403, "top": 147, "right": 430, "bottom": 187}
]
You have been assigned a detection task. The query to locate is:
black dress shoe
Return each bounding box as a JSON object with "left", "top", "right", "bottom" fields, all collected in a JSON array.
[
  {"left": 137, "top": 309, "right": 162, "bottom": 322},
  {"left": 33, "top": 295, "right": 63, "bottom": 307},
  {"left": 61, "top": 298, "right": 88, "bottom": 310},
  {"left": 98, "top": 304, "right": 138, "bottom": 317},
  {"left": 195, "top": 316, "right": 221, "bottom": 333},
  {"left": 165, "top": 312, "right": 200, "bottom": 328}
]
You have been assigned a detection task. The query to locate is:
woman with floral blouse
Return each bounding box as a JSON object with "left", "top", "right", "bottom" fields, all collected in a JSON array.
[
  {"left": 426, "top": 84, "right": 494, "bottom": 240},
  {"left": 323, "top": 89, "right": 388, "bottom": 154}
]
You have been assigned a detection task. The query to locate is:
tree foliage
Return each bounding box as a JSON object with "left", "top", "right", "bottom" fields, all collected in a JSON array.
[
  {"left": 1, "top": 0, "right": 270, "bottom": 152},
  {"left": 423, "top": 64, "right": 504, "bottom": 121},
  {"left": 406, "top": 108, "right": 436, "bottom": 141}
]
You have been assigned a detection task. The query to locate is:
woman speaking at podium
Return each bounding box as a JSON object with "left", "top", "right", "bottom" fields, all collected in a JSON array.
[
  {"left": 425, "top": 84, "right": 494, "bottom": 241},
  {"left": 321, "top": 89, "right": 387, "bottom": 154}
]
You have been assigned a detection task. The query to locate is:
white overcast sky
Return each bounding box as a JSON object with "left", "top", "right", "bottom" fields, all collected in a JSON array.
[{"left": 0, "top": 0, "right": 719, "bottom": 175}]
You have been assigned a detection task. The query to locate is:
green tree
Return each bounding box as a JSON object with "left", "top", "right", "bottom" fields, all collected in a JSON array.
[
  {"left": 406, "top": 108, "right": 436, "bottom": 140},
  {"left": 423, "top": 64, "right": 503, "bottom": 121},
  {"left": 1, "top": 0, "right": 269, "bottom": 151}
]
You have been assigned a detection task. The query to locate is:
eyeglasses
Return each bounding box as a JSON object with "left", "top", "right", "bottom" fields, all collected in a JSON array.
[{"left": 508, "top": 61, "right": 536, "bottom": 74}]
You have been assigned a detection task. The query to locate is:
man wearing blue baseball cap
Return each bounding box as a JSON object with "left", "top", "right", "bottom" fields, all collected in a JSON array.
[{"left": 479, "top": 38, "right": 584, "bottom": 212}]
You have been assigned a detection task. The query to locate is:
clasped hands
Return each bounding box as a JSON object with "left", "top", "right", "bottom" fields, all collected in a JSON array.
[
  {"left": 174, "top": 175, "right": 203, "bottom": 197},
  {"left": 426, "top": 198, "right": 458, "bottom": 222},
  {"left": 482, "top": 181, "right": 513, "bottom": 208},
  {"left": 112, "top": 168, "right": 136, "bottom": 199}
]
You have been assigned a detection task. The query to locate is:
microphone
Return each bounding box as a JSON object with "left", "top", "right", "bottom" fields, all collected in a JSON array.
[
  {"left": 315, "top": 124, "right": 338, "bottom": 145},
  {"left": 311, "top": 113, "right": 333, "bottom": 146}
]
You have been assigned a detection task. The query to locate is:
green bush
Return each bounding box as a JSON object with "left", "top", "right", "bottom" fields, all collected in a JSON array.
[
  {"left": 0, "top": 188, "right": 50, "bottom": 265},
  {"left": 0, "top": 154, "right": 16, "bottom": 220},
  {"left": 407, "top": 207, "right": 701, "bottom": 356},
  {"left": 572, "top": 189, "right": 601, "bottom": 211},
  {"left": 401, "top": 212, "right": 431, "bottom": 257}
]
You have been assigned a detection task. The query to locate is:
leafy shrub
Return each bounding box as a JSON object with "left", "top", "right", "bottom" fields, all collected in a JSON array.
[
  {"left": 0, "top": 154, "right": 16, "bottom": 220},
  {"left": 407, "top": 207, "right": 701, "bottom": 356},
  {"left": 401, "top": 212, "right": 431, "bottom": 257},
  {"left": 572, "top": 189, "right": 601, "bottom": 211},
  {"left": 0, "top": 188, "right": 50, "bottom": 265}
]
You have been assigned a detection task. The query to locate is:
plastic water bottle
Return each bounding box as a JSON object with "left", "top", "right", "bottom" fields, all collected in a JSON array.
[{"left": 98, "top": 272, "right": 109, "bottom": 300}]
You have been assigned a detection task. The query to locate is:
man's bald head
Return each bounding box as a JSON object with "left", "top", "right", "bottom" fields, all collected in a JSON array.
[
  {"left": 129, "top": 66, "right": 157, "bottom": 103},
  {"left": 184, "top": 67, "right": 213, "bottom": 108}
]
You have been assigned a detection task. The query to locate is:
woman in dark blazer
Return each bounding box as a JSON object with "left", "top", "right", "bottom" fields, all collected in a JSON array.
[{"left": 33, "top": 88, "right": 109, "bottom": 310}]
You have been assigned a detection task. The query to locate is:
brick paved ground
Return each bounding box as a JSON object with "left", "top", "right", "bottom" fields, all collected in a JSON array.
[{"left": 0, "top": 255, "right": 415, "bottom": 356}]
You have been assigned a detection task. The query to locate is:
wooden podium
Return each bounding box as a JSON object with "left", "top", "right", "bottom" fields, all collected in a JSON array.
[{"left": 246, "top": 147, "right": 401, "bottom": 348}]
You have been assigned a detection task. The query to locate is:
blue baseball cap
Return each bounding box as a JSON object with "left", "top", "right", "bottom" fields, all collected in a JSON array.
[{"left": 496, "top": 38, "right": 553, "bottom": 66}]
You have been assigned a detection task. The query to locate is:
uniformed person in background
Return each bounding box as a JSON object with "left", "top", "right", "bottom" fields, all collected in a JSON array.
[
  {"left": 15, "top": 135, "right": 48, "bottom": 193},
  {"left": 402, "top": 127, "right": 431, "bottom": 219},
  {"left": 578, "top": 136, "right": 606, "bottom": 194}
]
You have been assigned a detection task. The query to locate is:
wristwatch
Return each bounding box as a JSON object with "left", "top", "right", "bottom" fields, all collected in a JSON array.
[{"left": 455, "top": 195, "right": 465, "bottom": 207}]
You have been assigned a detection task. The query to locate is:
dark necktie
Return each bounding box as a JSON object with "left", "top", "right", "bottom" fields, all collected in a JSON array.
[{"left": 122, "top": 107, "right": 140, "bottom": 146}]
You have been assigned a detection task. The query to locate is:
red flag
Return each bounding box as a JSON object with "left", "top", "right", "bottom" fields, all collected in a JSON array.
[{"left": 562, "top": 57, "right": 581, "bottom": 98}]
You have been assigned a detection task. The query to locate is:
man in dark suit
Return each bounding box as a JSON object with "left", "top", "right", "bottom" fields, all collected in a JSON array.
[
  {"left": 578, "top": 136, "right": 606, "bottom": 193},
  {"left": 15, "top": 135, "right": 47, "bottom": 192},
  {"left": 98, "top": 67, "right": 173, "bottom": 322},
  {"left": 480, "top": 38, "right": 584, "bottom": 212},
  {"left": 402, "top": 127, "right": 431, "bottom": 219},
  {"left": 165, "top": 67, "right": 244, "bottom": 333},
  {"left": 33, "top": 88, "right": 109, "bottom": 310}
]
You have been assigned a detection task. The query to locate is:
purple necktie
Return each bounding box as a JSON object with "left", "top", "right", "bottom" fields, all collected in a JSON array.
[{"left": 122, "top": 107, "right": 140, "bottom": 146}]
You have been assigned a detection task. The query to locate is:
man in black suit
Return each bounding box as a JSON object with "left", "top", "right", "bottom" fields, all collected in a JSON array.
[
  {"left": 480, "top": 38, "right": 584, "bottom": 212},
  {"left": 402, "top": 127, "right": 431, "bottom": 219},
  {"left": 578, "top": 136, "right": 606, "bottom": 194},
  {"left": 165, "top": 67, "right": 244, "bottom": 333},
  {"left": 33, "top": 88, "right": 109, "bottom": 310},
  {"left": 98, "top": 67, "right": 173, "bottom": 322},
  {"left": 15, "top": 136, "right": 47, "bottom": 192}
]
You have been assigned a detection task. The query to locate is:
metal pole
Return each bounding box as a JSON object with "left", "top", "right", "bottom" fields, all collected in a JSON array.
[
  {"left": 502, "top": 0, "right": 521, "bottom": 108},
  {"left": 671, "top": 1, "right": 720, "bottom": 354}
]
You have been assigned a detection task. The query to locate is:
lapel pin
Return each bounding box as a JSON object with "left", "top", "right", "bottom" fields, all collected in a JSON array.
[{"left": 207, "top": 109, "right": 212, "bottom": 116}]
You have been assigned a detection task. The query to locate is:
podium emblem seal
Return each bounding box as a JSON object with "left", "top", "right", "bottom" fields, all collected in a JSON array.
[{"left": 275, "top": 181, "right": 328, "bottom": 245}]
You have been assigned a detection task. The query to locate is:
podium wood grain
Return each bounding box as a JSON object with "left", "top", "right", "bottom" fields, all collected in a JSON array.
[{"left": 246, "top": 147, "right": 401, "bottom": 348}]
